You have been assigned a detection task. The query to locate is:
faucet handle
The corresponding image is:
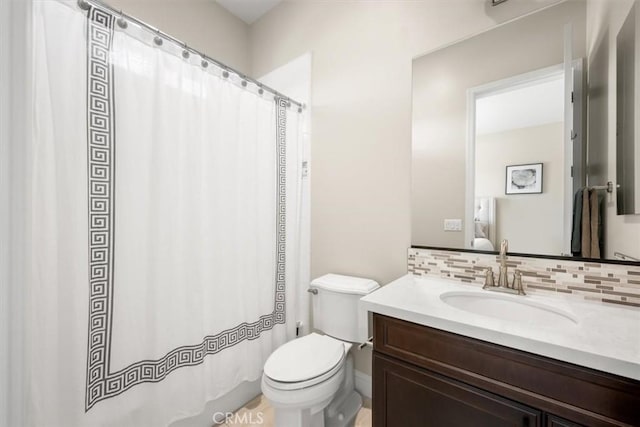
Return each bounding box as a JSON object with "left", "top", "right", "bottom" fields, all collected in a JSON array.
[
  {"left": 513, "top": 270, "right": 526, "bottom": 295},
  {"left": 483, "top": 267, "right": 495, "bottom": 289}
]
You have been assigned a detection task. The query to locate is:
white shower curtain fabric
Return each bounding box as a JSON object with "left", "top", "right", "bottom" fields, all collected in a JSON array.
[{"left": 28, "top": 1, "right": 302, "bottom": 425}]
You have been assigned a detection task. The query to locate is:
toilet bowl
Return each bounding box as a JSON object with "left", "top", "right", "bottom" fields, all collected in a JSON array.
[{"left": 261, "top": 274, "right": 380, "bottom": 427}]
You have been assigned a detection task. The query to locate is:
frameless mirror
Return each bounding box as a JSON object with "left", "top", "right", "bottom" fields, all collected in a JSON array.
[
  {"left": 617, "top": 2, "right": 640, "bottom": 215},
  {"left": 411, "top": 0, "right": 639, "bottom": 261},
  {"left": 411, "top": 0, "right": 640, "bottom": 261}
]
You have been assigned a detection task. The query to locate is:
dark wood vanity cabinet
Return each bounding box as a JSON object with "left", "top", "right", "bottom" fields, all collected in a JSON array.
[
  {"left": 372, "top": 314, "right": 640, "bottom": 427},
  {"left": 374, "top": 353, "right": 542, "bottom": 426}
]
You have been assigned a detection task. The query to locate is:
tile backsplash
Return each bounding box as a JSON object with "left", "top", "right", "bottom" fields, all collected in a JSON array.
[{"left": 408, "top": 247, "right": 640, "bottom": 308}]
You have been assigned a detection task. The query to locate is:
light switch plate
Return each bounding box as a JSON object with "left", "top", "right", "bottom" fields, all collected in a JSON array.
[{"left": 444, "top": 219, "right": 463, "bottom": 231}]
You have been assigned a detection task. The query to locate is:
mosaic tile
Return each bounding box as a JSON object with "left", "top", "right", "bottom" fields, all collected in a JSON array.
[{"left": 408, "top": 248, "right": 640, "bottom": 308}]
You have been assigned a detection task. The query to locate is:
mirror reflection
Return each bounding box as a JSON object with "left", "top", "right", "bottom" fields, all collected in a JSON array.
[{"left": 473, "top": 69, "right": 566, "bottom": 254}]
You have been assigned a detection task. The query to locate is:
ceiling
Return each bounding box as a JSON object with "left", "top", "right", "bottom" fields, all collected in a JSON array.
[
  {"left": 216, "top": 0, "right": 283, "bottom": 24},
  {"left": 476, "top": 75, "right": 565, "bottom": 135}
]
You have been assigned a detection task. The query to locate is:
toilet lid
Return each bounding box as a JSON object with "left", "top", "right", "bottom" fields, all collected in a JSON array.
[{"left": 264, "top": 333, "right": 345, "bottom": 383}]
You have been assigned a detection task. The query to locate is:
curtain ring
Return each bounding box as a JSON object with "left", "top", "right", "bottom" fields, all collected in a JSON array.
[
  {"left": 153, "top": 31, "right": 163, "bottom": 46},
  {"left": 77, "top": 0, "right": 90, "bottom": 11},
  {"left": 116, "top": 11, "right": 128, "bottom": 29}
]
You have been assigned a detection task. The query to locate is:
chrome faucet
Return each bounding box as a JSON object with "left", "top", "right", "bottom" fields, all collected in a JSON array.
[{"left": 482, "top": 239, "right": 526, "bottom": 295}]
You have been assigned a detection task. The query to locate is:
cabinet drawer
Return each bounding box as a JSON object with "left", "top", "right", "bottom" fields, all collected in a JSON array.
[
  {"left": 373, "top": 352, "right": 541, "bottom": 427},
  {"left": 373, "top": 314, "right": 640, "bottom": 426}
]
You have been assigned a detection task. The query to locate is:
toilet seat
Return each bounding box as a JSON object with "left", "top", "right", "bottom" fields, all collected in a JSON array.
[{"left": 263, "top": 333, "right": 346, "bottom": 391}]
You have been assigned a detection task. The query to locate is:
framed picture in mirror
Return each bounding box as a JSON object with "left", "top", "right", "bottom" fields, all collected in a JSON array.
[{"left": 505, "top": 163, "right": 543, "bottom": 195}]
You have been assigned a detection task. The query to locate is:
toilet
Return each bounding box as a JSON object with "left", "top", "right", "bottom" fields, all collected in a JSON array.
[{"left": 261, "top": 274, "right": 379, "bottom": 427}]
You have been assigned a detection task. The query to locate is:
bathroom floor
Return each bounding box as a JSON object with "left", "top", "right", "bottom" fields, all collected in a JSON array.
[{"left": 219, "top": 394, "right": 372, "bottom": 426}]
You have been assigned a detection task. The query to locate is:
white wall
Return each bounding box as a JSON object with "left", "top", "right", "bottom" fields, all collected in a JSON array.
[
  {"left": 106, "top": 0, "right": 250, "bottom": 74},
  {"left": 0, "top": 1, "right": 10, "bottom": 422},
  {"left": 476, "top": 123, "right": 565, "bottom": 255},
  {"left": 249, "top": 0, "right": 564, "bottom": 376},
  {"left": 587, "top": 0, "right": 640, "bottom": 259},
  {"left": 0, "top": 2, "right": 10, "bottom": 424},
  {"left": 1, "top": 1, "right": 31, "bottom": 425}
]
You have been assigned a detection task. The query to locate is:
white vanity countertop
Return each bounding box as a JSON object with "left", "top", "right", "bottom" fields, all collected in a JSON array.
[{"left": 359, "top": 274, "right": 640, "bottom": 381}]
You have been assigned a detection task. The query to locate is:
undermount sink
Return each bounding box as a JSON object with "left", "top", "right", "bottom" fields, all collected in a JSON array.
[{"left": 440, "top": 291, "right": 579, "bottom": 328}]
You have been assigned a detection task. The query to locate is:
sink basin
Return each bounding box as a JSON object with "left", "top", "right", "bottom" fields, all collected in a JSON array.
[{"left": 440, "top": 291, "right": 578, "bottom": 328}]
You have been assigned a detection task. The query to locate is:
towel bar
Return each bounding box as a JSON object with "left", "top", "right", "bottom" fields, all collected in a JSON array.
[{"left": 359, "top": 337, "right": 373, "bottom": 349}]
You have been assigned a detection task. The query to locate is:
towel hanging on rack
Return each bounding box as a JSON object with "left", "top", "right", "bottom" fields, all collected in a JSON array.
[
  {"left": 570, "top": 188, "right": 583, "bottom": 255},
  {"left": 572, "top": 187, "right": 605, "bottom": 258},
  {"left": 581, "top": 189, "right": 592, "bottom": 257}
]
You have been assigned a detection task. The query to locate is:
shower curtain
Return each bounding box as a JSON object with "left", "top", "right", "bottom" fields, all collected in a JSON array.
[{"left": 26, "top": 1, "right": 304, "bottom": 425}]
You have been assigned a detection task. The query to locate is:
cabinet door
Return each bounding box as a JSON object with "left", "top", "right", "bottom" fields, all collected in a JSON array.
[{"left": 373, "top": 353, "right": 541, "bottom": 427}]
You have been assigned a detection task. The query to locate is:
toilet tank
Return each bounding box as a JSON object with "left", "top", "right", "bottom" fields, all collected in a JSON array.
[{"left": 310, "top": 274, "right": 379, "bottom": 342}]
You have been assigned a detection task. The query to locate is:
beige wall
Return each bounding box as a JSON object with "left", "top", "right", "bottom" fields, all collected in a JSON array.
[
  {"left": 412, "top": 1, "right": 586, "bottom": 249},
  {"left": 476, "top": 123, "right": 565, "bottom": 255},
  {"left": 250, "top": 0, "right": 564, "bottom": 286},
  {"left": 587, "top": 0, "right": 640, "bottom": 259},
  {"left": 250, "top": 0, "right": 564, "bottom": 375},
  {"left": 106, "top": 0, "right": 250, "bottom": 74}
]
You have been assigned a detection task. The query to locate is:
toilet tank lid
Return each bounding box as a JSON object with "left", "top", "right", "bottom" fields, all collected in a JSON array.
[{"left": 310, "top": 274, "right": 380, "bottom": 295}]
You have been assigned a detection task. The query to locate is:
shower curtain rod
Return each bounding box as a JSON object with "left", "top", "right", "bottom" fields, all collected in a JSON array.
[{"left": 77, "top": 0, "right": 305, "bottom": 111}]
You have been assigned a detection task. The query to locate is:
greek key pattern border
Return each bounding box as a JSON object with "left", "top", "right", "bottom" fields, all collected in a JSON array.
[
  {"left": 84, "top": 5, "right": 287, "bottom": 410},
  {"left": 85, "top": 5, "right": 116, "bottom": 411},
  {"left": 274, "top": 98, "right": 287, "bottom": 324}
]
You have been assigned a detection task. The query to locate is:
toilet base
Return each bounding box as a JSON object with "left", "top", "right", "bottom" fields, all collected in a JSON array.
[
  {"left": 271, "top": 381, "right": 362, "bottom": 427},
  {"left": 323, "top": 353, "right": 362, "bottom": 427},
  {"left": 274, "top": 407, "right": 325, "bottom": 427},
  {"left": 325, "top": 389, "right": 362, "bottom": 427}
]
